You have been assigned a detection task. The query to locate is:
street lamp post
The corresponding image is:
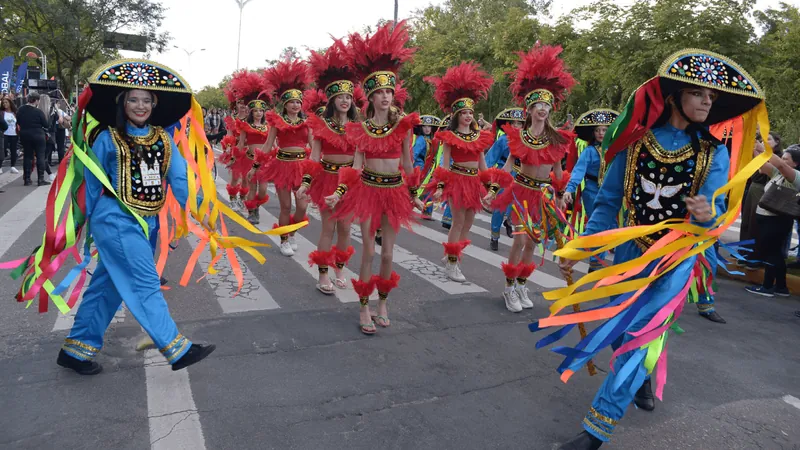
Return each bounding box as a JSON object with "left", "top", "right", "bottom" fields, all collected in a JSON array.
[
  {"left": 234, "top": 0, "right": 255, "bottom": 70},
  {"left": 18, "top": 46, "right": 47, "bottom": 79},
  {"left": 174, "top": 46, "right": 205, "bottom": 82}
]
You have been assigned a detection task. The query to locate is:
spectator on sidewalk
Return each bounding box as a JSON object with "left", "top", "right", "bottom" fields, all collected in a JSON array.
[
  {"left": 1, "top": 96, "right": 20, "bottom": 175},
  {"left": 16, "top": 92, "right": 51, "bottom": 186},
  {"left": 745, "top": 144, "right": 800, "bottom": 298},
  {"left": 741, "top": 132, "right": 782, "bottom": 267}
]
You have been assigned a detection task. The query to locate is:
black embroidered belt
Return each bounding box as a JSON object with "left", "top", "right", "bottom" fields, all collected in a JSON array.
[
  {"left": 322, "top": 159, "right": 353, "bottom": 174},
  {"left": 514, "top": 172, "right": 550, "bottom": 189},
  {"left": 361, "top": 168, "right": 403, "bottom": 187},
  {"left": 585, "top": 174, "right": 598, "bottom": 183},
  {"left": 276, "top": 150, "right": 306, "bottom": 161},
  {"left": 450, "top": 163, "right": 478, "bottom": 176}
]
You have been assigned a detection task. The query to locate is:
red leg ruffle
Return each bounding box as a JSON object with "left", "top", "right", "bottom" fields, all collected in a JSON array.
[
  {"left": 308, "top": 249, "right": 336, "bottom": 268},
  {"left": 374, "top": 271, "right": 401, "bottom": 296},
  {"left": 333, "top": 245, "right": 355, "bottom": 267},
  {"left": 518, "top": 262, "right": 537, "bottom": 279},
  {"left": 502, "top": 262, "right": 521, "bottom": 280}
]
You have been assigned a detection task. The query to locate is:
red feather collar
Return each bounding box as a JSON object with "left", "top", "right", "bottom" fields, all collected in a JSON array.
[
  {"left": 437, "top": 129, "right": 494, "bottom": 156},
  {"left": 345, "top": 113, "right": 420, "bottom": 155},
  {"left": 307, "top": 114, "right": 349, "bottom": 153},
  {"left": 503, "top": 124, "right": 574, "bottom": 166},
  {"left": 265, "top": 110, "right": 308, "bottom": 133}
]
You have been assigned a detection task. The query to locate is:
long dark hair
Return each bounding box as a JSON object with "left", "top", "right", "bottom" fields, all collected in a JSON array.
[
  {"left": 447, "top": 110, "right": 480, "bottom": 132},
  {"left": 115, "top": 90, "right": 155, "bottom": 137},
  {"left": 247, "top": 108, "right": 265, "bottom": 125},
  {"left": 0, "top": 96, "right": 17, "bottom": 114},
  {"left": 324, "top": 95, "right": 358, "bottom": 122}
]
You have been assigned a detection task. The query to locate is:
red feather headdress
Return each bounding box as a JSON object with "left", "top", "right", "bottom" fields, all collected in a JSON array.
[
  {"left": 425, "top": 62, "right": 493, "bottom": 115},
  {"left": 303, "top": 89, "right": 328, "bottom": 116},
  {"left": 308, "top": 39, "right": 357, "bottom": 102},
  {"left": 509, "top": 43, "right": 575, "bottom": 109},
  {"left": 263, "top": 59, "right": 311, "bottom": 106},
  {"left": 347, "top": 21, "right": 416, "bottom": 98},
  {"left": 225, "top": 70, "right": 268, "bottom": 105},
  {"left": 394, "top": 80, "right": 410, "bottom": 111}
]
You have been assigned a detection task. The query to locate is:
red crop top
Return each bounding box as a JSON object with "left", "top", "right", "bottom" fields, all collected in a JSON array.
[
  {"left": 438, "top": 129, "right": 494, "bottom": 163},
  {"left": 307, "top": 114, "right": 353, "bottom": 157},
  {"left": 243, "top": 123, "right": 269, "bottom": 146},
  {"left": 502, "top": 124, "right": 575, "bottom": 166},
  {"left": 344, "top": 113, "right": 419, "bottom": 160},
  {"left": 266, "top": 110, "right": 309, "bottom": 149}
]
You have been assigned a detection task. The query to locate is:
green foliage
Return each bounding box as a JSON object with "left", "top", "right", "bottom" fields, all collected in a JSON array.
[{"left": 195, "top": 86, "right": 228, "bottom": 110}]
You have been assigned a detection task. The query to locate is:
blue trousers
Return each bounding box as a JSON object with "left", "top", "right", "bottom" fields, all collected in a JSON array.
[
  {"left": 583, "top": 257, "right": 695, "bottom": 442},
  {"left": 63, "top": 198, "right": 190, "bottom": 364},
  {"left": 490, "top": 205, "right": 513, "bottom": 240}
]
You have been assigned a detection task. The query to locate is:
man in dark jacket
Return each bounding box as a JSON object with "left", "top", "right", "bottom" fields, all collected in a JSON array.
[{"left": 16, "top": 92, "right": 50, "bottom": 186}]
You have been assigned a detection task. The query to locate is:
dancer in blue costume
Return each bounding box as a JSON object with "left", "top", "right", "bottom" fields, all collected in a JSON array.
[
  {"left": 563, "top": 109, "right": 619, "bottom": 271},
  {"left": 485, "top": 107, "right": 524, "bottom": 251},
  {"left": 412, "top": 114, "right": 443, "bottom": 219},
  {"left": 538, "top": 50, "right": 771, "bottom": 449}
]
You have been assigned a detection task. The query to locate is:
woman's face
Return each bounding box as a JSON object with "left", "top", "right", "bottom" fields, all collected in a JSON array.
[
  {"left": 370, "top": 89, "right": 393, "bottom": 112},
  {"left": 528, "top": 102, "right": 551, "bottom": 121},
  {"left": 767, "top": 134, "right": 778, "bottom": 149},
  {"left": 236, "top": 101, "right": 248, "bottom": 116},
  {"left": 510, "top": 121, "right": 523, "bottom": 130},
  {"left": 593, "top": 126, "right": 608, "bottom": 143},
  {"left": 421, "top": 125, "right": 432, "bottom": 135},
  {"left": 680, "top": 88, "right": 716, "bottom": 123},
  {"left": 253, "top": 109, "right": 264, "bottom": 121},
  {"left": 334, "top": 94, "right": 352, "bottom": 113},
  {"left": 125, "top": 89, "right": 154, "bottom": 126},
  {"left": 285, "top": 99, "right": 302, "bottom": 115},
  {"left": 781, "top": 152, "right": 797, "bottom": 168},
  {"left": 1, "top": 98, "right": 9, "bottom": 110},
  {"left": 458, "top": 110, "right": 474, "bottom": 128}
]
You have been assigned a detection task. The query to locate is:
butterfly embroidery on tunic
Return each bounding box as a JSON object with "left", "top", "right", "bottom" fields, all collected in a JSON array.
[{"left": 640, "top": 178, "right": 682, "bottom": 210}]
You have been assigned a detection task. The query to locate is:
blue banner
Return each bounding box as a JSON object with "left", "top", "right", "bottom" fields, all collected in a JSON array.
[
  {"left": 0, "top": 56, "right": 14, "bottom": 94},
  {"left": 14, "top": 62, "right": 28, "bottom": 94}
]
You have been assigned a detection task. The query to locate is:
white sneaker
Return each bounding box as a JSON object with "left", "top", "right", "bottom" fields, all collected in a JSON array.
[
  {"left": 516, "top": 284, "right": 533, "bottom": 309},
  {"left": 503, "top": 287, "right": 523, "bottom": 313},
  {"left": 48, "top": 173, "right": 56, "bottom": 182},
  {"left": 445, "top": 262, "right": 466, "bottom": 282},
  {"left": 0, "top": 168, "right": 3, "bottom": 174},
  {"left": 11, "top": 167, "right": 19, "bottom": 174},
  {"left": 279, "top": 241, "right": 294, "bottom": 256},
  {"left": 289, "top": 236, "right": 298, "bottom": 251}
]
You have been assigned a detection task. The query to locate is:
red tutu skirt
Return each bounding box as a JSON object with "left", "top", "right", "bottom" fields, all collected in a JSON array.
[
  {"left": 492, "top": 175, "right": 552, "bottom": 226},
  {"left": 424, "top": 165, "right": 486, "bottom": 212},
  {"left": 309, "top": 170, "right": 340, "bottom": 212},
  {"left": 257, "top": 152, "right": 306, "bottom": 190},
  {"left": 333, "top": 169, "right": 417, "bottom": 235}
]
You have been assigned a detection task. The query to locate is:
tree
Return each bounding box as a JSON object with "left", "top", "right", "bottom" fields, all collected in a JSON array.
[
  {"left": 195, "top": 86, "right": 228, "bottom": 110},
  {"left": 0, "top": 0, "right": 169, "bottom": 98}
]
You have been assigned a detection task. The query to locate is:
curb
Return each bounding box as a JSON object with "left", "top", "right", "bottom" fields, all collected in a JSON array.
[{"left": 718, "top": 265, "right": 800, "bottom": 295}]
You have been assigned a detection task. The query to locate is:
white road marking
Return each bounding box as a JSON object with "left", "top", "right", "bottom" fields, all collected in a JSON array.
[
  {"left": 145, "top": 349, "right": 207, "bottom": 450},
  {"left": 783, "top": 395, "right": 800, "bottom": 410},
  {"left": 0, "top": 186, "right": 50, "bottom": 259},
  {"left": 0, "top": 170, "right": 23, "bottom": 189}
]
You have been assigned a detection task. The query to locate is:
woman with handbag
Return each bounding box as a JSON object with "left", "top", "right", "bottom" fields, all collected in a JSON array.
[{"left": 745, "top": 144, "right": 800, "bottom": 297}]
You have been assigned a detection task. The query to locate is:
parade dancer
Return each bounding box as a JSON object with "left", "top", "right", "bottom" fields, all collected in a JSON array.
[
  {"left": 220, "top": 70, "right": 265, "bottom": 215},
  {"left": 325, "top": 21, "right": 423, "bottom": 335},
  {"left": 437, "top": 114, "right": 453, "bottom": 230},
  {"left": 297, "top": 39, "right": 359, "bottom": 294},
  {"left": 563, "top": 109, "right": 619, "bottom": 271},
  {"left": 486, "top": 44, "right": 576, "bottom": 313},
  {"left": 485, "top": 107, "right": 525, "bottom": 250},
  {"left": 257, "top": 59, "right": 313, "bottom": 256},
  {"left": 413, "top": 114, "right": 443, "bottom": 219},
  {"left": 240, "top": 94, "right": 272, "bottom": 224},
  {"left": 5, "top": 59, "right": 304, "bottom": 374},
  {"left": 424, "top": 62, "right": 501, "bottom": 282},
  {"left": 534, "top": 50, "right": 770, "bottom": 449}
]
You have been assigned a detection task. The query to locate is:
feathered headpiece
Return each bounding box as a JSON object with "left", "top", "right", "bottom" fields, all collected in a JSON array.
[
  {"left": 347, "top": 21, "right": 416, "bottom": 98},
  {"left": 263, "top": 59, "right": 311, "bottom": 107},
  {"left": 394, "top": 80, "right": 410, "bottom": 111},
  {"left": 303, "top": 89, "right": 328, "bottom": 116},
  {"left": 308, "top": 39, "right": 356, "bottom": 101},
  {"left": 225, "top": 70, "right": 268, "bottom": 107},
  {"left": 509, "top": 43, "right": 575, "bottom": 109},
  {"left": 425, "top": 62, "right": 493, "bottom": 115}
]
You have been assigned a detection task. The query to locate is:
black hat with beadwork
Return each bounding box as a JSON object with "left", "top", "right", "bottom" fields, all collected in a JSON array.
[
  {"left": 574, "top": 108, "right": 619, "bottom": 143},
  {"left": 86, "top": 59, "right": 192, "bottom": 128}
]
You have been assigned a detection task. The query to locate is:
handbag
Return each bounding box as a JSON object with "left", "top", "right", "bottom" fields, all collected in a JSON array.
[{"left": 758, "top": 178, "right": 800, "bottom": 218}]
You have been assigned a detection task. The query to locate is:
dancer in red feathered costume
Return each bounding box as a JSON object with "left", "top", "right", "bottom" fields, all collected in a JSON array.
[
  {"left": 303, "top": 88, "right": 328, "bottom": 117},
  {"left": 423, "top": 62, "right": 508, "bottom": 283},
  {"left": 485, "top": 43, "right": 576, "bottom": 313},
  {"left": 239, "top": 92, "right": 273, "bottom": 225},
  {"left": 256, "top": 59, "right": 312, "bottom": 256},
  {"left": 296, "top": 38, "right": 359, "bottom": 295},
  {"left": 221, "top": 70, "right": 267, "bottom": 215},
  {"left": 325, "top": 22, "right": 423, "bottom": 335}
]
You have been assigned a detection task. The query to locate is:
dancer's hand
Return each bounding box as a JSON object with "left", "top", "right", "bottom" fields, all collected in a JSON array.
[
  {"left": 324, "top": 194, "right": 341, "bottom": 209},
  {"left": 557, "top": 196, "right": 567, "bottom": 211},
  {"left": 562, "top": 191, "right": 573, "bottom": 205},
  {"left": 685, "top": 195, "right": 713, "bottom": 223},
  {"left": 296, "top": 185, "right": 310, "bottom": 202},
  {"left": 412, "top": 197, "right": 425, "bottom": 211},
  {"left": 558, "top": 257, "right": 579, "bottom": 279},
  {"left": 481, "top": 192, "right": 495, "bottom": 209},
  {"left": 433, "top": 188, "right": 443, "bottom": 202}
]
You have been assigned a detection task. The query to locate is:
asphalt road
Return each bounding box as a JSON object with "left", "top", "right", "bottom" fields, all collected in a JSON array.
[{"left": 1, "top": 166, "right": 799, "bottom": 450}]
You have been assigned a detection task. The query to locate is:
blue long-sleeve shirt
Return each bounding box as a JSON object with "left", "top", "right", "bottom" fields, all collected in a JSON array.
[
  {"left": 412, "top": 135, "right": 430, "bottom": 169},
  {"left": 585, "top": 124, "right": 729, "bottom": 264},
  {"left": 485, "top": 134, "right": 509, "bottom": 168},
  {"left": 85, "top": 123, "right": 190, "bottom": 230},
  {"left": 566, "top": 144, "right": 601, "bottom": 194}
]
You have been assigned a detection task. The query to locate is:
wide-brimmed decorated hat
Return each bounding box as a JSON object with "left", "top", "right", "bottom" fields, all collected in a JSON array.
[
  {"left": 86, "top": 59, "right": 192, "bottom": 127},
  {"left": 574, "top": 108, "right": 619, "bottom": 142},
  {"left": 425, "top": 61, "right": 493, "bottom": 117},
  {"left": 419, "top": 115, "right": 443, "bottom": 127},
  {"left": 604, "top": 48, "right": 767, "bottom": 164},
  {"left": 347, "top": 21, "right": 415, "bottom": 99},
  {"left": 492, "top": 107, "right": 525, "bottom": 136}
]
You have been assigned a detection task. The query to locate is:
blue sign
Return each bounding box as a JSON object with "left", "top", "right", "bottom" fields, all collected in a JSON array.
[
  {"left": 0, "top": 56, "right": 14, "bottom": 93},
  {"left": 14, "top": 62, "right": 28, "bottom": 94}
]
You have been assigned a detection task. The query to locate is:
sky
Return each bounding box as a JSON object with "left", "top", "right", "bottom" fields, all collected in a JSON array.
[{"left": 123, "top": 0, "right": 784, "bottom": 91}]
